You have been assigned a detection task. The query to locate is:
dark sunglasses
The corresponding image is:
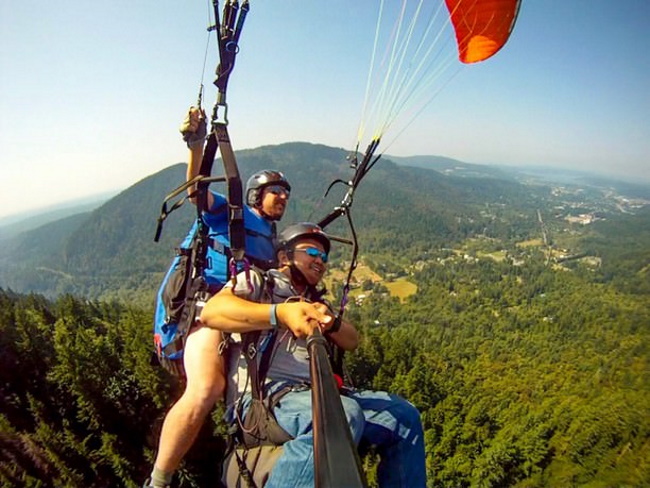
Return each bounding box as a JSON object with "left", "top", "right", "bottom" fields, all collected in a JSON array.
[
  {"left": 294, "top": 246, "right": 328, "bottom": 263},
  {"left": 266, "top": 185, "right": 290, "bottom": 197}
]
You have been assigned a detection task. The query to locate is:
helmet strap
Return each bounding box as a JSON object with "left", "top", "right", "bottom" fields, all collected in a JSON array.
[
  {"left": 287, "top": 257, "right": 308, "bottom": 289},
  {"left": 254, "top": 190, "right": 281, "bottom": 221},
  {"left": 255, "top": 204, "right": 269, "bottom": 219},
  {"left": 286, "top": 253, "right": 316, "bottom": 295},
  {"left": 282, "top": 250, "right": 323, "bottom": 299},
  {"left": 256, "top": 206, "right": 281, "bottom": 222}
]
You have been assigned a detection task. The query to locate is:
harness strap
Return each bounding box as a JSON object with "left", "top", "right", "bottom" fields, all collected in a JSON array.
[
  {"left": 154, "top": 176, "right": 200, "bottom": 242},
  {"left": 195, "top": 1, "right": 249, "bottom": 274},
  {"left": 216, "top": 123, "right": 246, "bottom": 261},
  {"left": 243, "top": 330, "right": 262, "bottom": 400}
]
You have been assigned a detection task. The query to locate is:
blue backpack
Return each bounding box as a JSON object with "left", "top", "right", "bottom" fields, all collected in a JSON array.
[{"left": 153, "top": 196, "right": 276, "bottom": 376}]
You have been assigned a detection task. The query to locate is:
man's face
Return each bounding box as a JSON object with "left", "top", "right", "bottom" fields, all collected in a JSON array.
[
  {"left": 259, "top": 185, "right": 289, "bottom": 221},
  {"left": 291, "top": 238, "right": 328, "bottom": 286}
]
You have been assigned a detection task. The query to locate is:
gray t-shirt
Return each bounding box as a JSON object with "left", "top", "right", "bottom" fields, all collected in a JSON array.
[{"left": 223, "top": 269, "right": 316, "bottom": 408}]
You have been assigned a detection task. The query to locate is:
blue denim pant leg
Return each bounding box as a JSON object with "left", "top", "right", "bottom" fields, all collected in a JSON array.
[
  {"left": 347, "top": 389, "right": 426, "bottom": 488},
  {"left": 265, "top": 387, "right": 366, "bottom": 488}
]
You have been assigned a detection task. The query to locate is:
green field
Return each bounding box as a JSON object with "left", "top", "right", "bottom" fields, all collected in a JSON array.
[{"left": 384, "top": 277, "right": 418, "bottom": 302}]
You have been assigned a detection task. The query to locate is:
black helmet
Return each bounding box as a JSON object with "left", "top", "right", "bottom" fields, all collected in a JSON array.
[
  {"left": 245, "top": 170, "right": 291, "bottom": 207},
  {"left": 278, "top": 222, "right": 330, "bottom": 254}
]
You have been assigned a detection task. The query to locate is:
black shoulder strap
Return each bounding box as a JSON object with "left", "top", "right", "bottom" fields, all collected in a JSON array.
[
  {"left": 198, "top": 124, "right": 245, "bottom": 262},
  {"left": 241, "top": 271, "right": 276, "bottom": 402}
]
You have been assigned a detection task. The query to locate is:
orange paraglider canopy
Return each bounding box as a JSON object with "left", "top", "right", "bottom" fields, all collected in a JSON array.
[{"left": 445, "top": 0, "right": 521, "bottom": 63}]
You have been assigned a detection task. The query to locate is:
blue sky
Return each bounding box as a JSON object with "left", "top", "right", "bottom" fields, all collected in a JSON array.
[{"left": 1, "top": 1, "right": 649, "bottom": 220}]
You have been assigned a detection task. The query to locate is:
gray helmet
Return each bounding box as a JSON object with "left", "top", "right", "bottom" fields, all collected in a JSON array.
[
  {"left": 245, "top": 170, "right": 291, "bottom": 208},
  {"left": 278, "top": 222, "right": 330, "bottom": 254}
]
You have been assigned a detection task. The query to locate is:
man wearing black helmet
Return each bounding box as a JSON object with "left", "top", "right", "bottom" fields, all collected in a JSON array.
[
  {"left": 183, "top": 107, "right": 290, "bottom": 225},
  {"left": 147, "top": 108, "right": 292, "bottom": 488},
  {"left": 200, "top": 223, "right": 426, "bottom": 488},
  {"left": 245, "top": 170, "right": 291, "bottom": 223}
]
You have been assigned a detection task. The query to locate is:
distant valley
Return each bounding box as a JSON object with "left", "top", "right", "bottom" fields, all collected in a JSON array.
[{"left": 0, "top": 142, "right": 648, "bottom": 302}]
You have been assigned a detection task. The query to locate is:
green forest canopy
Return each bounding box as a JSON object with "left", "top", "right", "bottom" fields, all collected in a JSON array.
[{"left": 2, "top": 245, "right": 648, "bottom": 487}]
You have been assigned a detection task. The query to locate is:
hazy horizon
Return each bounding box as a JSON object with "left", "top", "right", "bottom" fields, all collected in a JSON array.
[{"left": 2, "top": 146, "right": 647, "bottom": 225}]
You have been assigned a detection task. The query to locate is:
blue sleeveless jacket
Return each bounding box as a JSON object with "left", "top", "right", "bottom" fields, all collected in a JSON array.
[
  {"left": 180, "top": 190, "right": 276, "bottom": 287},
  {"left": 153, "top": 190, "right": 277, "bottom": 367}
]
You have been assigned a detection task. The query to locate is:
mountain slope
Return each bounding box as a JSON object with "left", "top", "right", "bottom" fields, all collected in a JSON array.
[
  {"left": 0, "top": 142, "right": 552, "bottom": 300},
  {"left": 0, "top": 199, "right": 109, "bottom": 241}
]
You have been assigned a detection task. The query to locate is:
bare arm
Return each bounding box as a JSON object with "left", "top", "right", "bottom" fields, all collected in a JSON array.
[
  {"left": 180, "top": 107, "right": 214, "bottom": 208},
  {"left": 200, "top": 286, "right": 334, "bottom": 339}
]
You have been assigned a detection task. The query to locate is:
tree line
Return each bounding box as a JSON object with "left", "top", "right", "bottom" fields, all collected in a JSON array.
[{"left": 2, "top": 244, "right": 649, "bottom": 487}]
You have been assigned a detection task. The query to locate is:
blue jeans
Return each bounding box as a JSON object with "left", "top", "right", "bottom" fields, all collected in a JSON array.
[{"left": 264, "top": 385, "right": 426, "bottom": 488}]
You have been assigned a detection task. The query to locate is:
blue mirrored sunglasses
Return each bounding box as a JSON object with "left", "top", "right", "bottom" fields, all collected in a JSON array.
[
  {"left": 266, "top": 185, "right": 290, "bottom": 197},
  {"left": 294, "top": 246, "right": 328, "bottom": 263}
]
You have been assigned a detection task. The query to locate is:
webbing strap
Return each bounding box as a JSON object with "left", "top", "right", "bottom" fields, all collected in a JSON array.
[
  {"left": 194, "top": 121, "right": 246, "bottom": 269},
  {"left": 239, "top": 271, "right": 276, "bottom": 402},
  {"left": 187, "top": 1, "right": 249, "bottom": 265},
  {"left": 243, "top": 330, "right": 279, "bottom": 402},
  {"left": 216, "top": 123, "right": 246, "bottom": 261},
  {"left": 154, "top": 176, "right": 201, "bottom": 242},
  {"left": 243, "top": 331, "right": 261, "bottom": 399}
]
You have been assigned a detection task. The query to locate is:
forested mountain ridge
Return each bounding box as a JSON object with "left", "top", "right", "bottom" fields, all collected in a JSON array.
[
  {"left": 1, "top": 142, "right": 649, "bottom": 486},
  {"left": 3, "top": 141, "right": 647, "bottom": 301},
  {"left": 0, "top": 142, "right": 551, "bottom": 301}
]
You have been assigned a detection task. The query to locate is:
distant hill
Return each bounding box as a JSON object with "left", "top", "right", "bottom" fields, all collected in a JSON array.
[
  {"left": 3, "top": 141, "right": 647, "bottom": 301},
  {"left": 386, "top": 154, "right": 514, "bottom": 180},
  {"left": 388, "top": 156, "right": 650, "bottom": 199},
  {"left": 0, "top": 193, "right": 116, "bottom": 239},
  {"left": 494, "top": 165, "right": 650, "bottom": 199}
]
